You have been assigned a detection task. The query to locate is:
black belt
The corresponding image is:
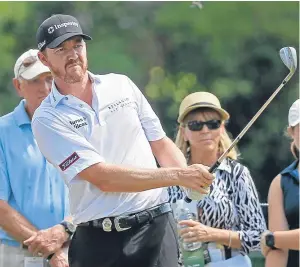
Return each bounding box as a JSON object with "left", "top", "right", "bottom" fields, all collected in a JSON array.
[{"left": 78, "top": 203, "right": 172, "bottom": 232}]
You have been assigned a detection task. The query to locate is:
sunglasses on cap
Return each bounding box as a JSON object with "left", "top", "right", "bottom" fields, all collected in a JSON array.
[
  {"left": 186, "top": 120, "right": 222, "bottom": 131},
  {"left": 17, "top": 56, "right": 38, "bottom": 78}
]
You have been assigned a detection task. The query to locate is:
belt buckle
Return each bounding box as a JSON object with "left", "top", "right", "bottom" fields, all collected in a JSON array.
[
  {"left": 102, "top": 218, "right": 113, "bottom": 232},
  {"left": 114, "top": 215, "right": 131, "bottom": 232}
]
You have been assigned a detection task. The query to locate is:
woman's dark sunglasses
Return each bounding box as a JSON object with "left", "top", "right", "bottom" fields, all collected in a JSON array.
[{"left": 186, "top": 120, "right": 222, "bottom": 131}]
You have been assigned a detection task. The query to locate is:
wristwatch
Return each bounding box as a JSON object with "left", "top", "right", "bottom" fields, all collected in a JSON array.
[
  {"left": 60, "top": 221, "right": 76, "bottom": 238},
  {"left": 46, "top": 222, "right": 76, "bottom": 262},
  {"left": 265, "top": 231, "right": 277, "bottom": 250}
]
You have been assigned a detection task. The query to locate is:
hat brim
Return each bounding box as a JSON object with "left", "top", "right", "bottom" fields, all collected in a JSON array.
[
  {"left": 47, "top": 32, "right": 92, "bottom": 49},
  {"left": 20, "top": 60, "right": 51, "bottom": 80},
  {"left": 178, "top": 103, "right": 230, "bottom": 123}
]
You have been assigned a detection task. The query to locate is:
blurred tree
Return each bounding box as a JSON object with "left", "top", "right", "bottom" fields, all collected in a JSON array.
[
  {"left": 0, "top": 1, "right": 298, "bottom": 202},
  {"left": 145, "top": 1, "right": 299, "bottom": 200}
]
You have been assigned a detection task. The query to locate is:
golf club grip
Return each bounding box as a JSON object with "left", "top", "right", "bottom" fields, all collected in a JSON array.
[
  {"left": 209, "top": 161, "right": 221, "bottom": 173},
  {"left": 183, "top": 161, "right": 223, "bottom": 202}
]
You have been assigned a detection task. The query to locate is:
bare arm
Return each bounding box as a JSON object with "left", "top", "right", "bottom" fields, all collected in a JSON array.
[
  {"left": 32, "top": 115, "right": 212, "bottom": 194},
  {"left": 209, "top": 228, "right": 241, "bottom": 249},
  {"left": 0, "top": 200, "right": 37, "bottom": 243},
  {"left": 265, "top": 175, "right": 289, "bottom": 267},
  {"left": 179, "top": 220, "right": 242, "bottom": 248},
  {"left": 274, "top": 229, "right": 300, "bottom": 251},
  {"left": 0, "top": 201, "right": 70, "bottom": 258},
  {"left": 79, "top": 162, "right": 212, "bottom": 193},
  {"left": 150, "top": 136, "right": 187, "bottom": 168},
  {"left": 23, "top": 217, "right": 73, "bottom": 258}
]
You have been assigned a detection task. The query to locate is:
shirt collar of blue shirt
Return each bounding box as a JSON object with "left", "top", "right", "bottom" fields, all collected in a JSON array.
[
  {"left": 49, "top": 71, "right": 101, "bottom": 108},
  {"left": 13, "top": 99, "right": 31, "bottom": 127},
  {"left": 281, "top": 160, "right": 299, "bottom": 182}
]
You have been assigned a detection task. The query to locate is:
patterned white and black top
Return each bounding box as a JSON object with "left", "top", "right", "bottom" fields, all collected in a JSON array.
[{"left": 168, "top": 158, "right": 267, "bottom": 254}]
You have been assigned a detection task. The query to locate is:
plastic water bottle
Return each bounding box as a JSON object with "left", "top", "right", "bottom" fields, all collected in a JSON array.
[
  {"left": 176, "top": 201, "right": 205, "bottom": 267},
  {"left": 178, "top": 207, "right": 202, "bottom": 251}
]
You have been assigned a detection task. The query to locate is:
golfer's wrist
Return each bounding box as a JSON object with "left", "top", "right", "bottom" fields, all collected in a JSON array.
[{"left": 54, "top": 224, "right": 70, "bottom": 243}]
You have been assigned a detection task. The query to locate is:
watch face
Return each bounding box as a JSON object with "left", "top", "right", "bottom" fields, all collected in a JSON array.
[{"left": 266, "top": 233, "right": 275, "bottom": 248}]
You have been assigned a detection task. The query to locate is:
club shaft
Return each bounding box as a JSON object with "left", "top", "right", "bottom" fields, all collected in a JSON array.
[{"left": 209, "top": 71, "right": 294, "bottom": 173}]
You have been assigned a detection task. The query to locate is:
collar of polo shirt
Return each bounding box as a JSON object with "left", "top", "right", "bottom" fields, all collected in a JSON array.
[
  {"left": 50, "top": 72, "right": 101, "bottom": 108},
  {"left": 13, "top": 100, "right": 31, "bottom": 127},
  {"left": 217, "top": 158, "right": 232, "bottom": 174}
]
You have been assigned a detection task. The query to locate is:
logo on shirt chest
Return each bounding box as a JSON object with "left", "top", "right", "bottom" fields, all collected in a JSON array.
[
  {"left": 59, "top": 152, "right": 80, "bottom": 171},
  {"left": 107, "top": 98, "right": 133, "bottom": 113},
  {"left": 69, "top": 117, "right": 88, "bottom": 129}
]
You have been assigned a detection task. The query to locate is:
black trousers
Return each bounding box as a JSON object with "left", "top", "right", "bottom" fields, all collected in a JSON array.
[{"left": 69, "top": 212, "right": 179, "bottom": 267}]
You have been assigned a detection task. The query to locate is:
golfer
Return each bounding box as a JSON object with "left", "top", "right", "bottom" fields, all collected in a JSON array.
[{"left": 31, "top": 14, "right": 214, "bottom": 267}]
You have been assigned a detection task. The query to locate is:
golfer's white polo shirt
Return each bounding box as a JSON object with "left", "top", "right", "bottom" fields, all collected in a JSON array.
[{"left": 32, "top": 72, "right": 168, "bottom": 224}]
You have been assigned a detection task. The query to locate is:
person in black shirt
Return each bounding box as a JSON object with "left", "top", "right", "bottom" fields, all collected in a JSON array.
[{"left": 261, "top": 99, "right": 299, "bottom": 267}]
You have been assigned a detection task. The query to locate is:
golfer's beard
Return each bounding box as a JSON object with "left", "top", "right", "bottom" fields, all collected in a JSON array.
[{"left": 51, "top": 62, "right": 88, "bottom": 84}]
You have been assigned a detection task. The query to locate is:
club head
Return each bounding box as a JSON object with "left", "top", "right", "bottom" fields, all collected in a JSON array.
[{"left": 279, "top": 47, "right": 297, "bottom": 73}]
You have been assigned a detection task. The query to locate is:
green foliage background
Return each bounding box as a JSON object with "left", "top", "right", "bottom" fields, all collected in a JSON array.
[
  {"left": 0, "top": 1, "right": 298, "bottom": 265},
  {"left": 0, "top": 1, "right": 299, "bottom": 200},
  {"left": 0, "top": 1, "right": 298, "bottom": 194}
]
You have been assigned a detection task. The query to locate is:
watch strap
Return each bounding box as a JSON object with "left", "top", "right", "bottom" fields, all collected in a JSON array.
[
  {"left": 266, "top": 232, "right": 277, "bottom": 250},
  {"left": 60, "top": 221, "right": 75, "bottom": 237}
]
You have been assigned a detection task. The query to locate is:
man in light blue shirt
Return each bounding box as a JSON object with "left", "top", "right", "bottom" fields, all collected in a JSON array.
[{"left": 0, "top": 49, "right": 72, "bottom": 267}]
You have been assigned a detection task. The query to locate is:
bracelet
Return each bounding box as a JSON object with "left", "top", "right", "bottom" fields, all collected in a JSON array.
[
  {"left": 228, "top": 231, "right": 232, "bottom": 248},
  {"left": 46, "top": 253, "right": 55, "bottom": 262}
]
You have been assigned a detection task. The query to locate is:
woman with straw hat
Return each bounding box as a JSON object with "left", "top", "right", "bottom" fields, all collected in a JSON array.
[{"left": 169, "top": 91, "right": 266, "bottom": 267}]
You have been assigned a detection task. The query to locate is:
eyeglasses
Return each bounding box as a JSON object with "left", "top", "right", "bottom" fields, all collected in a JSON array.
[
  {"left": 17, "top": 56, "right": 38, "bottom": 78},
  {"left": 186, "top": 120, "right": 221, "bottom": 131}
]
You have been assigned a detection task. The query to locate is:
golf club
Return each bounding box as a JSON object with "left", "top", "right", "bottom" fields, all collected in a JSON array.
[{"left": 209, "top": 46, "right": 298, "bottom": 173}]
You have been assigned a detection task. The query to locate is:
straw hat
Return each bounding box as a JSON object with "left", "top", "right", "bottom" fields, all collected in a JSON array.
[{"left": 178, "top": 92, "right": 230, "bottom": 123}]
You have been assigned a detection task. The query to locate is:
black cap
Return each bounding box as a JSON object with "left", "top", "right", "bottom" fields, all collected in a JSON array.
[{"left": 36, "top": 14, "right": 92, "bottom": 51}]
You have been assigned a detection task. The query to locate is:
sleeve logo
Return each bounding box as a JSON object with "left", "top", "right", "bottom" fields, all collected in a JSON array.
[{"left": 59, "top": 152, "right": 80, "bottom": 171}]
